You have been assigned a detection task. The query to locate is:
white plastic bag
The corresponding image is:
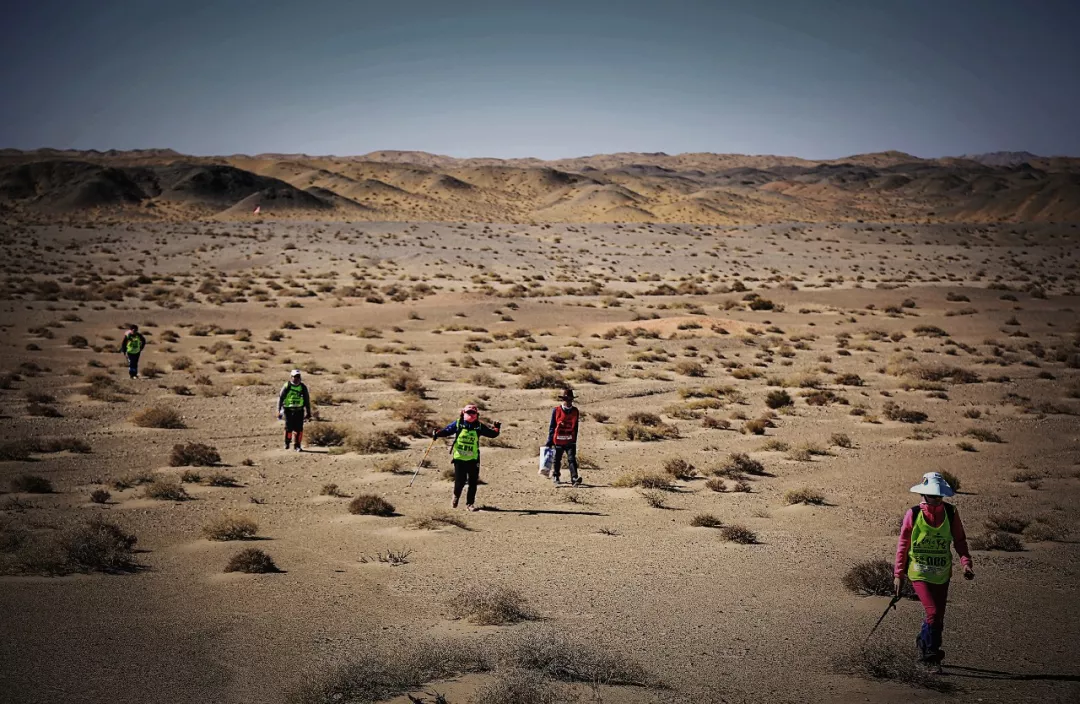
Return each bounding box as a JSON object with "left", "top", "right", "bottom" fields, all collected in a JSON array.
[{"left": 538, "top": 446, "right": 554, "bottom": 477}]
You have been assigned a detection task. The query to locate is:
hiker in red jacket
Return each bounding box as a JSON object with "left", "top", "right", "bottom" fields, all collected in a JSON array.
[
  {"left": 545, "top": 388, "right": 581, "bottom": 486},
  {"left": 894, "top": 472, "right": 975, "bottom": 666}
]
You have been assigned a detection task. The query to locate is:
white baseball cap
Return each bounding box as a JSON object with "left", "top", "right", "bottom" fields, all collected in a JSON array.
[
  {"left": 290, "top": 369, "right": 302, "bottom": 377},
  {"left": 909, "top": 472, "right": 956, "bottom": 497}
]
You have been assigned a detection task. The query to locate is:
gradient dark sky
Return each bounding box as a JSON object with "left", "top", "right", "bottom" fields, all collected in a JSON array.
[{"left": 2, "top": 0, "right": 1078, "bottom": 158}]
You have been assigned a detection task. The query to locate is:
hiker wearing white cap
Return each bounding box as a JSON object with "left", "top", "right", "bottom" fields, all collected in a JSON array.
[
  {"left": 432, "top": 404, "right": 501, "bottom": 511},
  {"left": 277, "top": 370, "right": 311, "bottom": 451},
  {"left": 894, "top": 472, "right": 974, "bottom": 666}
]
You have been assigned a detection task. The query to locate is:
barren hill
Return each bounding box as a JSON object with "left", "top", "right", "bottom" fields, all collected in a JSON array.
[{"left": 1, "top": 148, "right": 1078, "bottom": 223}]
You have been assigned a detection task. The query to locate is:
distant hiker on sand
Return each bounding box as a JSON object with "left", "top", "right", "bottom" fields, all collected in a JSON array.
[
  {"left": 894, "top": 472, "right": 974, "bottom": 666},
  {"left": 119, "top": 324, "right": 146, "bottom": 379},
  {"left": 277, "top": 370, "right": 312, "bottom": 452},
  {"left": 545, "top": 388, "right": 581, "bottom": 486},
  {"left": 433, "top": 404, "right": 501, "bottom": 511}
]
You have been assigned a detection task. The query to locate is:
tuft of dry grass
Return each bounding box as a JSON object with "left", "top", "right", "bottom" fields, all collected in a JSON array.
[
  {"left": 969, "top": 531, "right": 1023, "bottom": 551},
  {"left": 830, "top": 433, "right": 853, "bottom": 449},
  {"left": 448, "top": 584, "right": 532, "bottom": 625},
  {"left": 690, "top": 513, "right": 722, "bottom": 528},
  {"left": 472, "top": 668, "right": 557, "bottom": 704},
  {"left": 742, "top": 418, "right": 769, "bottom": 435},
  {"left": 224, "top": 547, "right": 280, "bottom": 573},
  {"left": 320, "top": 483, "right": 347, "bottom": 497},
  {"left": 143, "top": 478, "right": 190, "bottom": 501},
  {"left": 705, "top": 477, "right": 726, "bottom": 492},
  {"left": 306, "top": 423, "right": 349, "bottom": 447},
  {"left": 720, "top": 524, "right": 758, "bottom": 544},
  {"left": 409, "top": 510, "right": 469, "bottom": 531},
  {"left": 882, "top": 402, "right": 927, "bottom": 424},
  {"left": 783, "top": 487, "right": 826, "bottom": 505},
  {"left": 348, "top": 494, "right": 395, "bottom": 516},
  {"left": 130, "top": 406, "right": 185, "bottom": 429},
  {"left": 384, "top": 369, "right": 427, "bottom": 397},
  {"left": 842, "top": 559, "right": 916, "bottom": 598},
  {"left": 612, "top": 471, "right": 673, "bottom": 489},
  {"left": 169, "top": 443, "right": 221, "bottom": 467},
  {"left": 348, "top": 431, "right": 409, "bottom": 454},
  {"left": 202, "top": 515, "right": 258, "bottom": 541},
  {"left": 639, "top": 489, "right": 668, "bottom": 508},
  {"left": 715, "top": 452, "right": 766, "bottom": 478},
  {"left": 940, "top": 470, "right": 961, "bottom": 492},
  {"left": 964, "top": 428, "right": 1004, "bottom": 443}
]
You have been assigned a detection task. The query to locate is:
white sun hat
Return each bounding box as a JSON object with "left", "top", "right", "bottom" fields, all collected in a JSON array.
[
  {"left": 909, "top": 471, "right": 956, "bottom": 497},
  {"left": 290, "top": 369, "right": 302, "bottom": 377}
]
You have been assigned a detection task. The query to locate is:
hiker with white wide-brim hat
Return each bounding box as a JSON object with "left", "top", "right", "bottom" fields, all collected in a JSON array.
[
  {"left": 893, "top": 472, "right": 975, "bottom": 666},
  {"left": 432, "top": 404, "right": 501, "bottom": 511}
]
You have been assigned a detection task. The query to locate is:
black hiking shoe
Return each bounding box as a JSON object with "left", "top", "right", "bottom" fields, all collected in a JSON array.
[
  {"left": 285, "top": 439, "right": 291, "bottom": 450},
  {"left": 571, "top": 476, "right": 582, "bottom": 486}
]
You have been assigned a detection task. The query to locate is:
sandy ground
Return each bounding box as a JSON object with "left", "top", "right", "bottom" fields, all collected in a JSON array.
[{"left": 0, "top": 220, "right": 1078, "bottom": 703}]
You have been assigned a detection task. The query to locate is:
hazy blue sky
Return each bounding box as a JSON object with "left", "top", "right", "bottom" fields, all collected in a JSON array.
[{"left": 2, "top": 0, "right": 1078, "bottom": 158}]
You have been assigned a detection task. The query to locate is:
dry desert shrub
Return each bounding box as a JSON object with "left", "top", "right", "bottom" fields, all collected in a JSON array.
[
  {"left": 89, "top": 489, "right": 111, "bottom": 504},
  {"left": 842, "top": 559, "right": 916, "bottom": 598},
  {"left": 9, "top": 474, "right": 53, "bottom": 494},
  {"left": 225, "top": 547, "right": 280, "bottom": 573},
  {"left": 838, "top": 643, "right": 952, "bottom": 691},
  {"left": 1022, "top": 516, "right": 1068, "bottom": 542},
  {"left": 202, "top": 515, "right": 258, "bottom": 541},
  {"left": 663, "top": 458, "right": 697, "bottom": 480},
  {"left": 306, "top": 423, "right": 349, "bottom": 447},
  {"left": 111, "top": 469, "right": 155, "bottom": 490},
  {"left": 969, "top": 531, "right": 1023, "bottom": 551},
  {"left": 348, "top": 494, "right": 395, "bottom": 516},
  {"left": 673, "top": 360, "right": 706, "bottom": 377},
  {"left": 720, "top": 524, "right": 758, "bottom": 544},
  {"left": 472, "top": 668, "right": 557, "bottom": 704},
  {"left": 705, "top": 477, "right": 726, "bottom": 492},
  {"left": 882, "top": 402, "right": 927, "bottom": 423},
  {"left": 448, "top": 584, "right": 532, "bottom": 625},
  {"left": 130, "top": 406, "right": 185, "bottom": 429},
  {"left": 783, "top": 487, "right": 826, "bottom": 505},
  {"left": 830, "top": 433, "right": 853, "bottom": 448},
  {"left": 742, "top": 418, "right": 769, "bottom": 435},
  {"left": 612, "top": 471, "right": 673, "bottom": 489},
  {"left": 517, "top": 367, "right": 567, "bottom": 390},
  {"left": 384, "top": 369, "right": 427, "bottom": 397},
  {"left": 348, "top": 430, "right": 409, "bottom": 454},
  {"left": 765, "top": 389, "right": 793, "bottom": 408},
  {"left": 964, "top": 428, "right": 1004, "bottom": 443},
  {"left": 940, "top": 471, "right": 961, "bottom": 492},
  {"left": 608, "top": 414, "right": 679, "bottom": 441},
  {"left": 957, "top": 441, "right": 977, "bottom": 452},
  {"left": 690, "top": 513, "right": 722, "bottom": 528},
  {"left": 716, "top": 452, "right": 766, "bottom": 478},
  {"left": 1010, "top": 466, "right": 1042, "bottom": 483},
  {"left": 1, "top": 518, "right": 138, "bottom": 576},
  {"left": 320, "top": 483, "right": 346, "bottom": 497},
  {"left": 639, "top": 489, "right": 668, "bottom": 508},
  {"left": 984, "top": 513, "right": 1029, "bottom": 534},
  {"left": 143, "top": 478, "right": 190, "bottom": 501},
  {"left": 169, "top": 442, "right": 221, "bottom": 467},
  {"left": 702, "top": 415, "right": 731, "bottom": 429},
  {"left": 372, "top": 457, "right": 407, "bottom": 474}
]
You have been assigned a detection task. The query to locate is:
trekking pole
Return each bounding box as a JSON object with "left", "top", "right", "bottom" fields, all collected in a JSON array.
[
  {"left": 865, "top": 593, "right": 902, "bottom": 642},
  {"left": 409, "top": 437, "right": 438, "bottom": 488}
]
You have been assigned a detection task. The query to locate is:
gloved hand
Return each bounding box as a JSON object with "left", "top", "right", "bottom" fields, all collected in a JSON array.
[
  {"left": 493, "top": 420, "right": 502, "bottom": 429},
  {"left": 963, "top": 566, "right": 975, "bottom": 581},
  {"left": 893, "top": 576, "right": 903, "bottom": 598},
  {"left": 432, "top": 429, "right": 440, "bottom": 440},
  {"left": 277, "top": 411, "right": 283, "bottom": 421}
]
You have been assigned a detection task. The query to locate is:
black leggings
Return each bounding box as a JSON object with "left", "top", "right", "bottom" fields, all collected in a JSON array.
[{"left": 453, "top": 459, "right": 480, "bottom": 505}]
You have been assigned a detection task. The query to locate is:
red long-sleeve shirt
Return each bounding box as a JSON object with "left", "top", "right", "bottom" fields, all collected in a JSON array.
[{"left": 895, "top": 502, "right": 973, "bottom": 578}]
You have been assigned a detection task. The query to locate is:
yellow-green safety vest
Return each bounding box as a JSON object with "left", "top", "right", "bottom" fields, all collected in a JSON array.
[
  {"left": 452, "top": 427, "right": 480, "bottom": 461},
  {"left": 907, "top": 508, "right": 953, "bottom": 584},
  {"left": 126, "top": 335, "right": 144, "bottom": 354},
  {"left": 282, "top": 383, "right": 305, "bottom": 408}
]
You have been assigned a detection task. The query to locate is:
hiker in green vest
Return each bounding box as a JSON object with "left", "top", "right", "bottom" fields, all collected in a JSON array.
[
  {"left": 277, "top": 370, "right": 312, "bottom": 451},
  {"left": 894, "top": 472, "right": 974, "bottom": 666},
  {"left": 118, "top": 325, "right": 147, "bottom": 379},
  {"left": 432, "top": 404, "right": 501, "bottom": 511}
]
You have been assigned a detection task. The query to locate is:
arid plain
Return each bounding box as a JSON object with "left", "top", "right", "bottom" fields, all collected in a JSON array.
[{"left": 1, "top": 150, "right": 1079, "bottom": 704}]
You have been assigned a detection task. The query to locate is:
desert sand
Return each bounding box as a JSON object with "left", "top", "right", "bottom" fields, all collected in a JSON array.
[{"left": 1, "top": 152, "right": 1079, "bottom": 704}]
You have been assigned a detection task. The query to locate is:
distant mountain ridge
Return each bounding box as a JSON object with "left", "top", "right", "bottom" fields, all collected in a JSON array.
[{"left": 1, "top": 148, "right": 1078, "bottom": 223}]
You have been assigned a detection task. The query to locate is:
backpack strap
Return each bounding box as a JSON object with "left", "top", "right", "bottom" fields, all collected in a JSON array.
[{"left": 943, "top": 502, "right": 955, "bottom": 521}]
